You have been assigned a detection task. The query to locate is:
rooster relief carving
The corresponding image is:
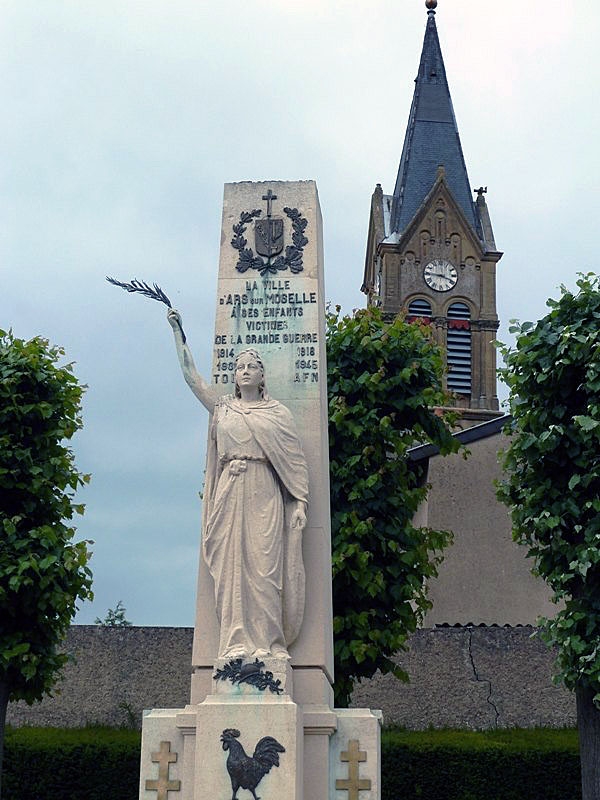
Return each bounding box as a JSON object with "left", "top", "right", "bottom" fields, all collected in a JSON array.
[{"left": 220, "top": 728, "right": 285, "bottom": 800}]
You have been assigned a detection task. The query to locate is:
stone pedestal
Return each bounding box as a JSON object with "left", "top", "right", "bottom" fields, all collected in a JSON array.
[
  {"left": 139, "top": 181, "right": 381, "bottom": 799},
  {"left": 140, "top": 700, "right": 382, "bottom": 800}
]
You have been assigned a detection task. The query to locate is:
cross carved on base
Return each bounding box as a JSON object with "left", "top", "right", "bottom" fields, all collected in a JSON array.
[
  {"left": 145, "top": 740, "right": 181, "bottom": 799},
  {"left": 335, "top": 739, "right": 372, "bottom": 800}
]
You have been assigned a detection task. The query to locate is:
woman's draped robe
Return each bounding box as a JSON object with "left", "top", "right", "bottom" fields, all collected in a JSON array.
[{"left": 202, "top": 395, "right": 309, "bottom": 659}]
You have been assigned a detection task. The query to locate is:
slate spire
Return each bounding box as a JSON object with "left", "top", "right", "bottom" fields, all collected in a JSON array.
[{"left": 391, "top": 3, "right": 482, "bottom": 240}]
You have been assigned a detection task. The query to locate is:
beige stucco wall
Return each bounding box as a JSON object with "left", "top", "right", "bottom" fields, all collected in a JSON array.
[{"left": 422, "top": 432, "right": 556, "bottom": 626}]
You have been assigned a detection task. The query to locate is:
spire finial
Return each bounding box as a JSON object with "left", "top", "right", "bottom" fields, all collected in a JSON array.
[{"left": 425, "top": 0, "right": 437, "bottom": 12}]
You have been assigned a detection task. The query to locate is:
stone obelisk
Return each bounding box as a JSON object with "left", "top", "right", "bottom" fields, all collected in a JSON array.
[{"left": 138, "top": 181, "right": 381, "bottom": 800}]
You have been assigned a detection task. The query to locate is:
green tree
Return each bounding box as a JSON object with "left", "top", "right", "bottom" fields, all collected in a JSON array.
[
  {"left": 497, "top": 274, "right": 600, "bottom": 800},
  {"left": 0, "top": 330, "right": 92, "bottom": 798},
  {"left": 327, "top": 306, "right": 460, "bottom": 706},
  {"left": 94, "top": 600, "right": 132, "bottom": 627}
]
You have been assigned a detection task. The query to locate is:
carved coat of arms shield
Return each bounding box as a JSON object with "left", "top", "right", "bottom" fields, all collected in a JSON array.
[{"left": 255, "top": 217, "right": 284, "bottom": 258}]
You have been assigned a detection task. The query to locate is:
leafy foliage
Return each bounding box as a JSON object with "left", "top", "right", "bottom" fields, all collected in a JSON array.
[
  {"left": 94, "top": 601, "right": 131, "bottom": 627},
  {"left": 0, "top": 330, "right": 93, "bottom": 705},
  {"left": 327, "top": 307, "right": 459, "bottom": 705},
  {"left": 497, "top": 274, "right": 600, "bottom": 702}
]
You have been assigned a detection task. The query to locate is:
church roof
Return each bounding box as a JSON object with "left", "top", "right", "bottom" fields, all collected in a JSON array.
[{"left": 391, "top": 6, "right": 482, "bottom": 241}]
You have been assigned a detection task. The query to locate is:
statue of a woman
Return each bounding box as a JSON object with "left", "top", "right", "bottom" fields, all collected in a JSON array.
[{"left": 168, "top": 309, "right": 309, "bottom": 660}]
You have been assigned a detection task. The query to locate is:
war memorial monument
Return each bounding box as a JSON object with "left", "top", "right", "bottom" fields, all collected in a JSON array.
[{"left": 138, "top": 181, "right": 381, "bottom": 799}]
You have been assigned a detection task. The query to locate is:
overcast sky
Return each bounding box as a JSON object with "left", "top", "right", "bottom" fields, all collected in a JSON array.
[{"left": 2, "top": 1, "right": 599, "bottom": 626}]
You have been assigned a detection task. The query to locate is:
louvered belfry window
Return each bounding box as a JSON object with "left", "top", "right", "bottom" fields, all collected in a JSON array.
[
  {"left": 446, "top": 302, "right": 471, "bottom": 396},
  {"left": 407, "top": 298, "right": 432, "bottom": 323}
]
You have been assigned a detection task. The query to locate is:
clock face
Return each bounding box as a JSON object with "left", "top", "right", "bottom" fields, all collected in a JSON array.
[{"left": 423, "top": 259, "right": 458, "bottom": 292}]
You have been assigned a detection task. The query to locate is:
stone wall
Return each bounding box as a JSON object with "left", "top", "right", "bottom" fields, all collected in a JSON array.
[
  {"left": 6, "top": 625, "right": 575, "bottom": 730},
  {"left": 7, "top": 626, "right": 194, "bottom": 729}
]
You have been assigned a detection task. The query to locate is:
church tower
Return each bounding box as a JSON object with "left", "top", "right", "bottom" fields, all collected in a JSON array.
[{"left": 362, "top": 0, "right": 502, "bottom": 425}]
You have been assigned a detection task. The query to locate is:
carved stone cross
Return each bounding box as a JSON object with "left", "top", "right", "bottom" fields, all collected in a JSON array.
[
  {"left": 145, "top": 740, "right": 181, "bottom": 799},
  {"left": 262, "top": 189, "right": 277, "bottom": 217},
  {"left": 335, "top": 739, "right": 372, "bottom": 799}
]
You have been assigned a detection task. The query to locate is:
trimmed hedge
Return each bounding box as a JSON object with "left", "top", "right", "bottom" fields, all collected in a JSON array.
[
  {"left": 1, "top": 727, "right": 581, "bottom": 800},
  {"left": 382, "top": 728, "right": 581, "bottom": 800},
  {"left": 3, "top": 727, "right": 140, "bottom": 800}
]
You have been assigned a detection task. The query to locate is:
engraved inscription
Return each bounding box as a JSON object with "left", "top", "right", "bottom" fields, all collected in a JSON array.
[{"left": 213, "top": 278, "right": 320, "bottom": 387}]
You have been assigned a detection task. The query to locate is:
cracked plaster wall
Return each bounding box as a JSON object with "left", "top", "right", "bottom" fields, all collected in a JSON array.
[
  {"left": 351, "top": 627, "right": 575, "bottom": 729},
  {"left": 7, "top": 625, "right": 575, "bottom": 730}
]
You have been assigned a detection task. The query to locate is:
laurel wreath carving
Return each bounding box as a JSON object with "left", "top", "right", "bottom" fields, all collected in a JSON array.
[
  {"left": 213, "top": 658, "right": 284, "bottom": 695},
  {"left": 231, "top": 207, "right": 308, "bottom": 276}
]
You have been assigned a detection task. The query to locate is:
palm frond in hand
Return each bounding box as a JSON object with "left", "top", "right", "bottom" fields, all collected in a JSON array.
[{"left": 106, "top": 276, "right": 186, "bottom": 342}]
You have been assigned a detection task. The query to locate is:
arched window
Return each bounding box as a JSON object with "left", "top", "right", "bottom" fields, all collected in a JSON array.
[
  {"left": 446, "top": 302, "right": 471, "bottom": 396},
  {"left": 407, "top": 298, "right": 432, "bottom": 324}
]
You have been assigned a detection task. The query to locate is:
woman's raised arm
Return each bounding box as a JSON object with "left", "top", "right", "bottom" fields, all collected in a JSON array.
[{"left": 167, "top": 309, "right": 216, "bottom": 414}]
